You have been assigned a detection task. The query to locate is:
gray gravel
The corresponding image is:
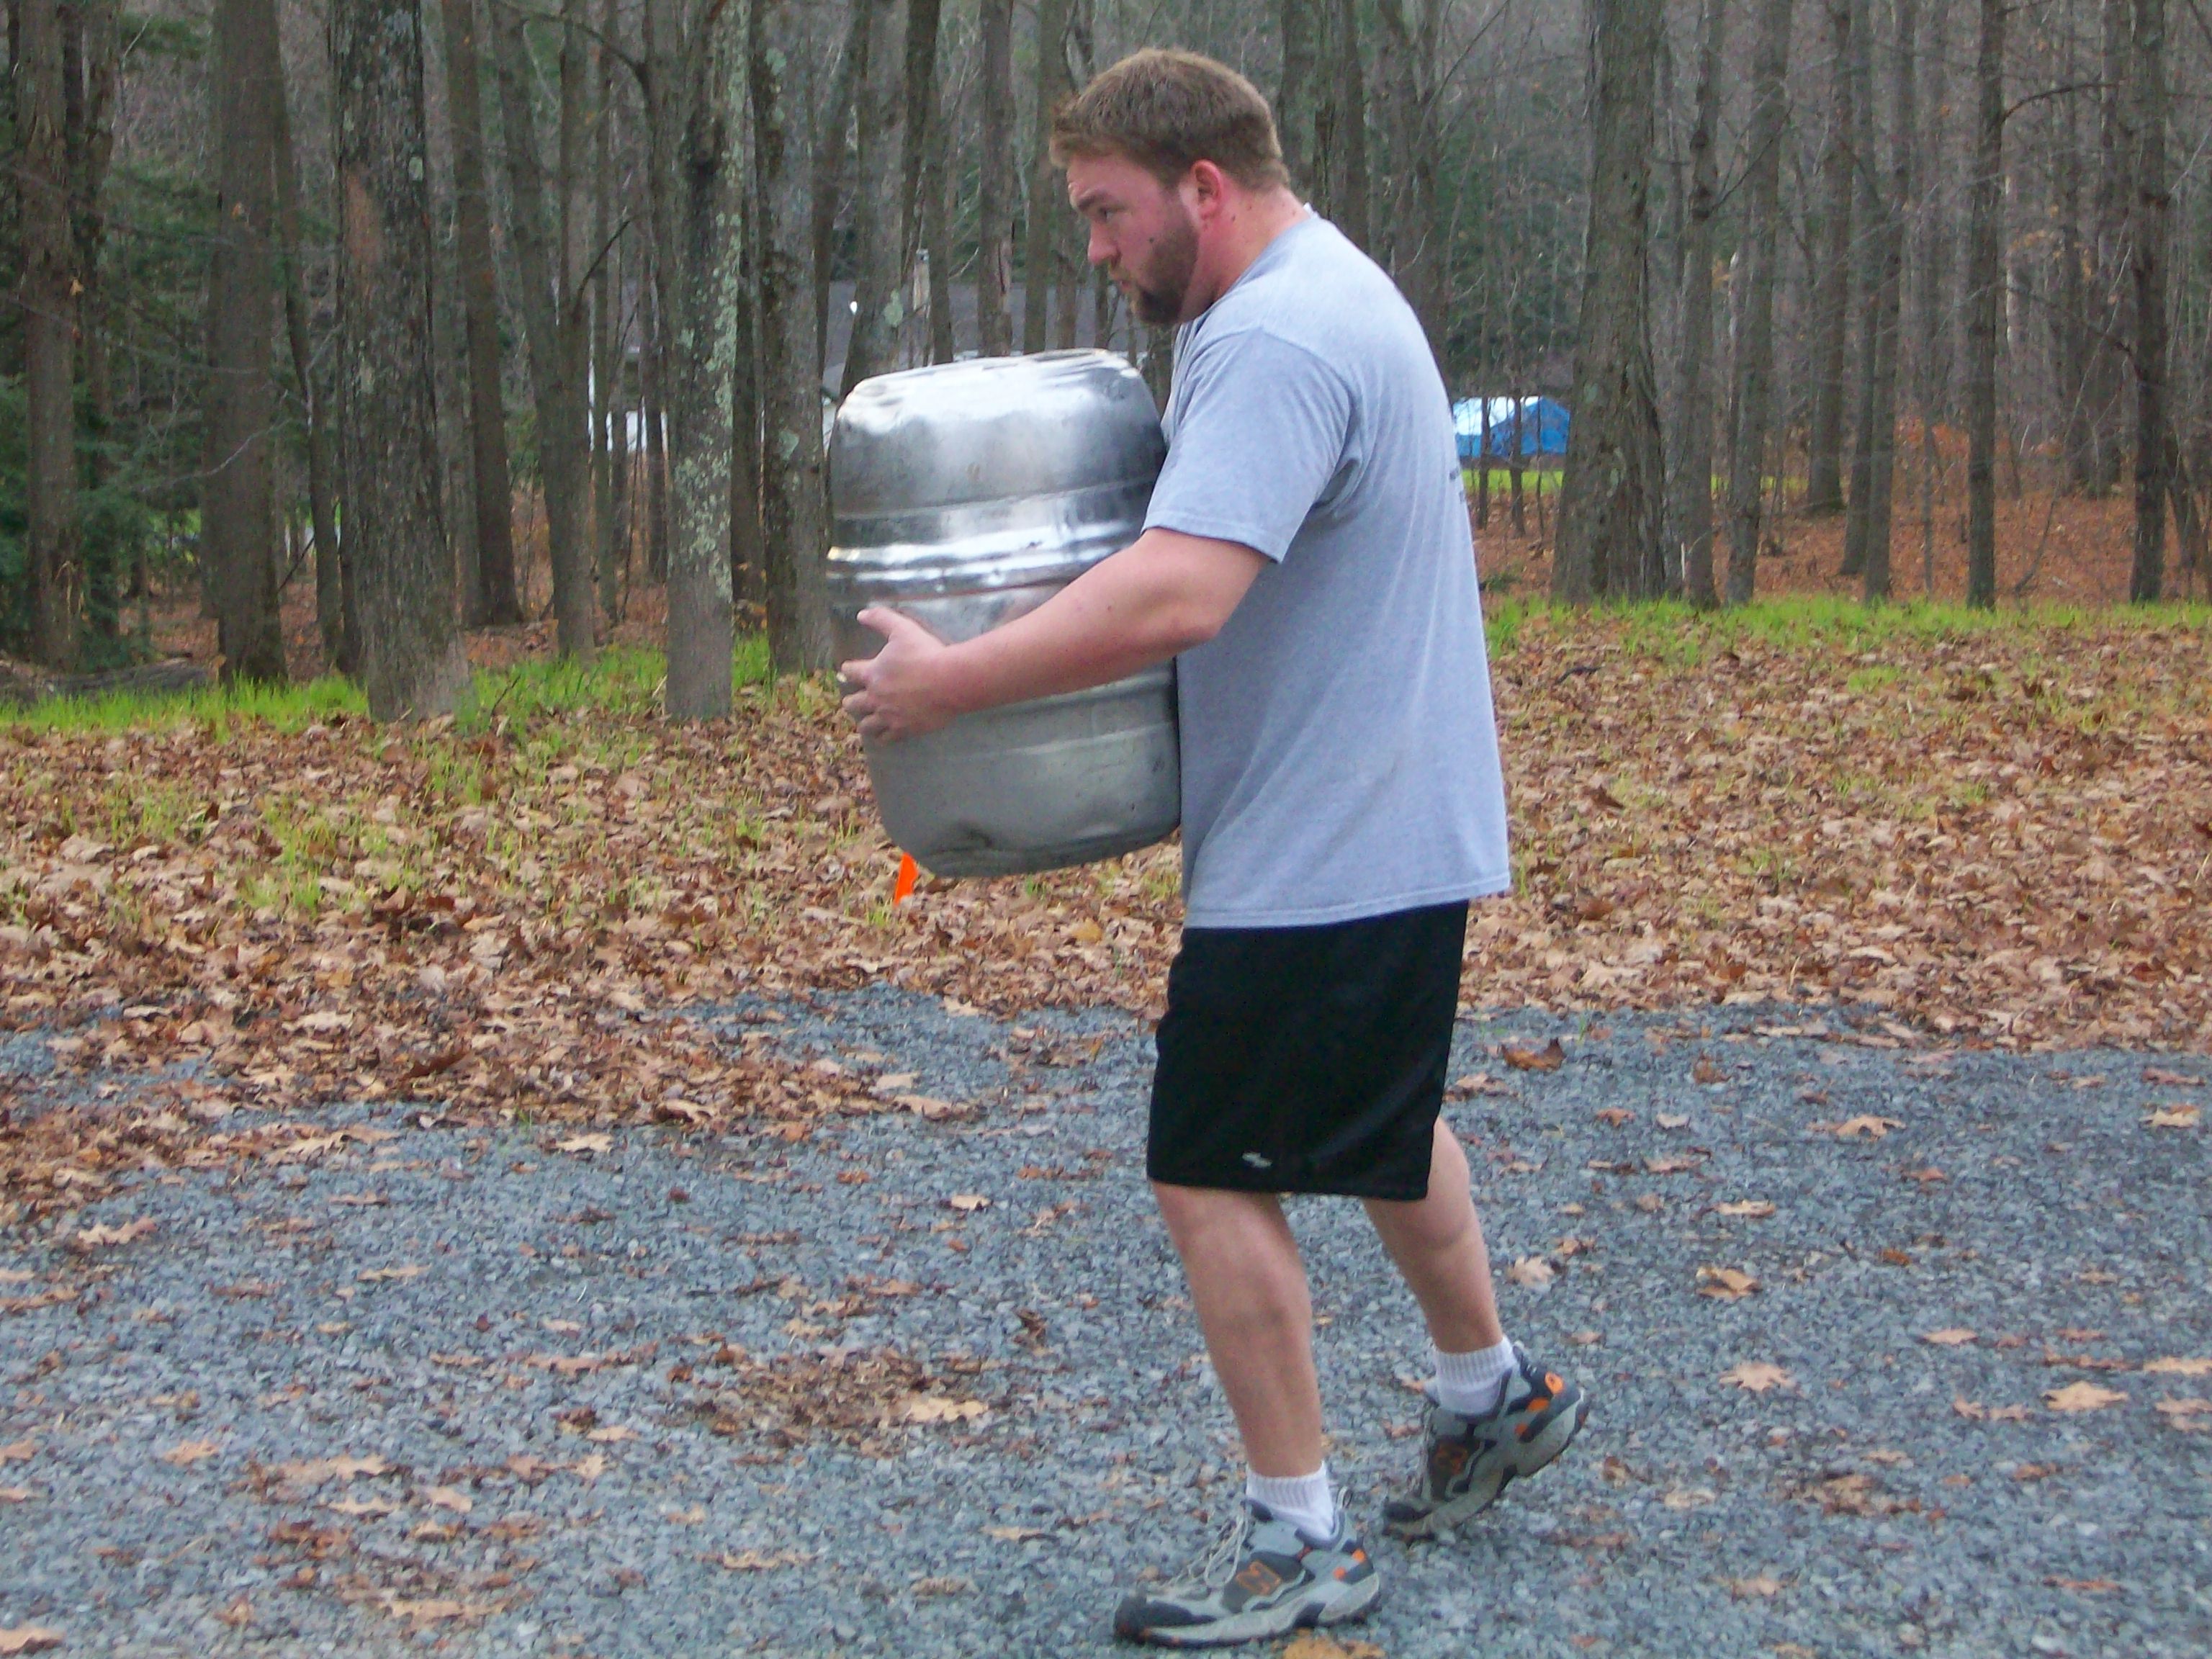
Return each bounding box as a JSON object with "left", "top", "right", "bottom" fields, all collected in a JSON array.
[{"left": 3, "top": 989, "right": 2208, "bottom": 1658}]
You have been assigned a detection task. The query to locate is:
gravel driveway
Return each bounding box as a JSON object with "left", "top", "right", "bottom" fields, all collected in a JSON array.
[{"left": 3, "top": 990, "right": 2208, "bottom": 1658}]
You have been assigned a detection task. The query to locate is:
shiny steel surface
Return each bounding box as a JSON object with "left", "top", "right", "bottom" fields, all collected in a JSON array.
[{"left": 827, "top": 351, "right": 1178, "bottom": 877}]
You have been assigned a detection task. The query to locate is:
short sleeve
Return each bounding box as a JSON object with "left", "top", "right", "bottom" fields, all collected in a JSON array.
[{"left": 1143, "top": 328, "right": 1354, "bottom": 562}]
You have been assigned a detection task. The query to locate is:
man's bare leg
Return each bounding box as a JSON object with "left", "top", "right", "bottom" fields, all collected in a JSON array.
[
  {"left": 1150, "top": 1182, "right": 1324, "bottom": 1478},
  {"left": 1361, "top": 1120, "right": 1506, "bottom": 1352}
]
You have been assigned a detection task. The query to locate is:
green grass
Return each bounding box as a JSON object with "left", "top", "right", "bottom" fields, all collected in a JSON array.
[{"left": 2, "top": 636, "right": 782, "bottom": 736}]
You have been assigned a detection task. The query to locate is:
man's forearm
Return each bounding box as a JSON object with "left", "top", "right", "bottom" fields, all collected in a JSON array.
[{"left": 934, "top": 531, "right": 1264, "bottom": 714}]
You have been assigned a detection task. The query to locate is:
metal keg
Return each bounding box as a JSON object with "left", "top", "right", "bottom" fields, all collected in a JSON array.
[{"left": 827, "top": 350, "right": 1179, "bottom": 878}]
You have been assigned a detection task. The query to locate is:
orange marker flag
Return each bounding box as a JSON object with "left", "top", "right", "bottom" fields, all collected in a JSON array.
[{"left": 892, "top": 853, "right": 920, "bottom": 906}]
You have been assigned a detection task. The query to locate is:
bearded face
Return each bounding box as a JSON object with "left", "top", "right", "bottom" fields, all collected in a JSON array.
[{"left": 1119, "top": 204, "right": 1201, "bottom": 325}]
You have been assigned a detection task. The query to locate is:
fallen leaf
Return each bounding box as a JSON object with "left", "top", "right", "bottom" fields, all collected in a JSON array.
[
  {"left": 1719, "top": 1361, "right": 1794, "bottom": 1393},
  {"left": 1696, "top": 1266, "right": 1760, "bottom": 1301},
  {"left": 1714, "top": 1200, "right": 1776, "bottom": 1218},
  {"left": 325, "top": 1496, "right": 398, "bottom": 1517},
  {"left": 983, "top": 1524, "right": 1053, "bottom": 1542},
  {"left": 554, "top": 1133, "right": 613, "bottom": 1154},
  {"left": 356, "top": 1264, "right": 425, "bottom": 1283},
  {"left": 1692, "top": 1056, "right": 1726, "bottom": 1085},
  {"left": 2144, "top": 1357, "right": 2212, "bottom": 1377},
  {"left": 1594, "top": 1107, "right": 1634, "bottom": 1126},
  {"left": 1656, "top": 1112, "right": 1689, "bottom": 1128},
  {"left": 379, "top": 1597, "right": 468, "bottom": 1626},
  {"left": 1501, "top": 1038, "right": 1566, "bottom": 1072},
  {"left": 1829, "top": 1115, "right": 1902, "bottom": 1139},
  {"left": 909, "top": 1574, "right": 973, "bottom": 1596},
  {"left": 158, "top": 1439, "right": 220, "bottom": 1467},
  {"left": 2044, "top": 1381, "right": 2127, "bottom": 1413},
  {"left": 0, "top": 1488, "right": 32, "bottom": 1503},
  {"left": 1506, "top": 1256, "right": 1555, "bottom": 1288},
  {"left": 0, "top": 1441, "right": 33, "bottom": 1465},
  {"left": 424, "top": 1485, "right": 472, "bottom": 1514},
  {"left": 215, "top": 1596, "right": 252, "bottom": 1627},
  {"left": 585, "top": 1425, "right": 638, "bottom": 1444},
  {"left": 570, "top": 1452, "right": 611, "bottom": 1482},
  {"left": 71, "top": 1217, "right": 156, "bottom": 1249},
  {"left": 945, "top": 1195, "right": 990, "bottom": 1213},
  {"left": 2153, "top": 1397, "right": 2212, "bottom": 1426},
  {"left": 1727, "top": 1573, "right": 1787, "bottom": 1600},
  {"left": 2146, "top": 1105, "right": 2200, "bottom": 1128},
  {"left": 2142, "top": 1067, "right": 2201, "bottom": 1087},
  {"left": 1919, "top": 1328, "right": 1978, "bottom": 1346},
  {"left": 0, "top": 1627, "right": 65, "bottom": 1655},
  {"left": 541, "top": 1318, "right": 583, "bottom": 1334},
  {"left": 707, "top": 1549, "right": 814, "bottom": 1571},
  {"left": 902, "top": 1394, "right": 988, "bottom": 1425},
  {"left": 2044, "top": 1577, "right": 2120, "bottom": 1594},
  {"left": 1282, "top": 1637, "right": 1385, "bottom": 1659}
]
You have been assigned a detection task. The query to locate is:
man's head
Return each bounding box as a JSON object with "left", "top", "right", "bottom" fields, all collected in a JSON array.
[{"left": 1052, "top": 50, "right": 1296, "bottom": 327}]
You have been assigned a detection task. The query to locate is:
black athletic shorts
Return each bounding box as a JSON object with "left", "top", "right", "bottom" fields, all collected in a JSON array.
[{"left": 1146, "top": 900, "right": 1470, "bottom": 1202}]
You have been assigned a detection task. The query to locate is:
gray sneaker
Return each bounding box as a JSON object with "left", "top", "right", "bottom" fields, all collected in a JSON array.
[
  {"left": 1112, "top": 1497, "right": 1380, "bottom": 1647},
  {"left": 1383, "top": 1342, "right": 1589, "bottom": 1539}
]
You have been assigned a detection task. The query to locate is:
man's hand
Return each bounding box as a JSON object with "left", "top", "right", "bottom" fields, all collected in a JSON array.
[{"left": 840, "top": 607, "right": 963, "bottom": 743}]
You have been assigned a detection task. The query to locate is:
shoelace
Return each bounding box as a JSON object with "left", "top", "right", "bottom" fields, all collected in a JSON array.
[{"left": 1166, "top": 1505, "right": 1258, "bottom": 1593}]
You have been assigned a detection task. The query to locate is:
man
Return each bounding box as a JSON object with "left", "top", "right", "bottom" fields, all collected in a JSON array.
[{"left": 840, "top": 48, "right": 1587, "bottom": 1648}]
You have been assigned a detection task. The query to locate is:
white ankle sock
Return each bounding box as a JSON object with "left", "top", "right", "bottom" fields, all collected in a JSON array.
[
  {"left": 1246, "top": 1463, "right": 1337, "bottom": 1539},
  {"left": 1433, "top": 1336, "right": 1516, "bottom": 1416}
]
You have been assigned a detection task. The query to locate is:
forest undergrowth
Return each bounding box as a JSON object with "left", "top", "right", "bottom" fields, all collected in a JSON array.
[{"left": 4, "top": 601, "right": 2208, "bottom": 1223}]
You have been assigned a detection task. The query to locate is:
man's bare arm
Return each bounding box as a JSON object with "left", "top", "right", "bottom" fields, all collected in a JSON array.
[{"left": 840, "top": 529, "right": 1266, "bottom": 742}]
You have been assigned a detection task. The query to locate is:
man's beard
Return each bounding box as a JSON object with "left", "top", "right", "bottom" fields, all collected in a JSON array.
[{"left": 1123, "top": 211, "right": 1200, "bottom": 325}]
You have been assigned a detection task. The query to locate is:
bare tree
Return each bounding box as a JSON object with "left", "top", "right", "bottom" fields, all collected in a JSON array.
[
  {"left": 1804, "top": 0, "right": 1856, "bottom": 515},
  {"left": 976, "top": 0, "right": 1015, "bottom": 355},
  {"left": 439, "top": 0, "right": 521, "bottom": 628},
  {"left": 1554, "top": 0, "right": 1665, "bottom": 601},
  {"left": 752, "top": 0, "right": 835, "bottom": 671},
  {"left": 842, "top": 0, "right": 909, "bottom": 392},
  {"left": 16, "top": 0, "right": 82, "bottom": 668},
  {"left": 1022, "top": 0, "right": 1072, "bottom": 354},
  {"left": 494, "top": 0, "right": 597, "bottom": 660},
  {"left": 332, "top": 0, "right": 470, "bottom": 719},
  {"left": 1964, "top": 0, "right": 2006, "bottom": 608},
  {"left": 1377, "top": 0, "right": 1447, "bottom": 364},
  {"left": 644, "top": 0, "right": 745, "bottom": 715},
  {"left": 1723, "top": 0, "right": 1795, "bottom": 606},
  {"left": 1844, "top": 0, "right": 1915, "bottom": 601},
  {"left": 2129, "top": 0, "right": 2170, "bottom": 601},
  {"left": 202, "top": 0, "right": 288, "bottom": 683},
  {"left": 1672, "top": 0, "right": 1727, "bottom": 607}
]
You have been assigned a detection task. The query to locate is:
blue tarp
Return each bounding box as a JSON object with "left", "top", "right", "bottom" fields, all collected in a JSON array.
[{"left": 1453, "top": 396, "right": 1570, "bottom": 461}]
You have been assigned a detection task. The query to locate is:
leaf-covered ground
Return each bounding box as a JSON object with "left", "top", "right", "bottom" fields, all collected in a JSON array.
[{"left": 4, "top": 604, "right": 2208, "bottom": 1222}]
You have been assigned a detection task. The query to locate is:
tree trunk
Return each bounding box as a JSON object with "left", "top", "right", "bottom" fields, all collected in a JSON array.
[
  {"left": 1804, "top": 0, "right": 1854, "bottom": 514},
  {"left": 17, "top": 0, "right": 82, "bottom": 669},
  {"left": 2053, "top": 5, "right": 2094, "bottom": 495},
  {"left": 268, "top": 32, "right": 349, "bottom": 670},
  {"left": 493, "top": 0, "right": 595, "bottom": 659},
  {"left": 1022, "top": 0, "right": 1071, "bottom": 354},
  {"left": 923, "top": 63, "right": 958, "bottom": 364},
  {"left": 65, "top": 0, "right": 120, "bottom": 642},
  {"left": 332, "top": 0, "right": 470, "bottom": 719},
  {"left": 1376, "top": 0, "right": 1446, "bottom": 366},
  {"left": 1277, "top": 0, "right": 1320, "bottom": 192},
  {"left": 752, "top": 0, "right": 835, "bottom": 672},
  {"left": 1839, "top": 0, "right": 1879, "bottom": 578},
  {"left": 1853, "top": 0, "right": 1915, "bottom": 602},
  {"left": 1964, "top": 0, "right": 2005, "bottom": 608},
  {"left": 2128, "top": 0, "right": 2168, "bottom": 602},
  {"left": 903, "top": 0, "right": 946, "bottom": 364},
  {"left": 842, "top": 0, "right": 908, "bottom": 395},
  {"left": 1554, "top": 0, "right": 1665, "bottom": 603},
  {"left": 439, "top": 0, "right": 520, "bottom": 627},
  {"left": 641, "top": 278, "right": 671, "bottom": 583},
  {"left": 2085, "top": 0, "right": 2129, "bottom": 495},
  {"left": 811, "top": 22, "right": 863, "bottom": 378},
  {"left": 644, "top": 0, "right": 745, "bottom": 717},
  {"left": 1323, "top": 0, "right": 1371, "bottom": 248},
  {"left": 976, "top": 0, "right": 1015, "bottom": 356},
  {"left": 1673, "top": 0, "right": 1726, "bottom": 608},
  {"left": 590, "top": 0, "right": 620, "bottom": 624},
  {"left": 1723, "top": 0, "right": 1794, "bottom": 606},
  {"left": 202, "top": 0, "right": 288, "bottom": 684}
]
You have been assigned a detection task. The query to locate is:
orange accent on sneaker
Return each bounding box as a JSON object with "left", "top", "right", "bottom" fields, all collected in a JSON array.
[{"left": 1232, "top": 1560, "right": 1283, "bottom": 1598}]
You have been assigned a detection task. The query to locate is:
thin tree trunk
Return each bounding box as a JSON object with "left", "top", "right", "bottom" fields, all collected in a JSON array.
[
  {"left": 2086, "top": 0, "right": 2129, "bottom": 495},
  {"left": 1377, "top": 0, "right": 1447, "bottom": 366},
  {"left": 65, "top": 0, "right": 120, "bottom": 642},
  {"left": 752, "top": 0, "right": 835, "bottom": 671},
  {"left": 269, "top": 28, "right": 349, "bottom": 669},
  {"left": 202, "top": 0, "right": 288, "bottom": 683},
  {"left": 2128, "top": 0, "right": 2168, "bottom": 601},
  {"left": 332, "top": 0, "right": 469, "bottom": 718},
  {"left": 1724, "top": 0, "right": 1795, "bottom": 606},
  {"left": 17, "top": 0, "right": 82, "bottom": 669},
  {"left": 1855, "top": 0, "right": 1915, "bottom": 602},
  {"left": 923, "top": 65, "right": 958, "bottom": 363},
  {"left": 904, "top": 0, "right": 946, "bottom": 365},
  {"left": 493, "top": 0, "right": 595, "bottom": 659},
  {"left": 1323, "top": 0, "right": 1371, "bottom": 248},
  {"left": 1277, "top": 0, "right": 1319, "bottom": 192},
  {"left": 976, "top": 0, "right": 1014, "bottom": 356},
  {"left": 590, "top": 0, "right": 619, "bottom": 623},
  {"left": 1964, "top": 0, "right": 2005, "bottom": 608},
  {"left": 1912, "top": 0, "right": 1952, "bottom": 427},
  {"left": 2054, "top": 4, "right": 2094, "bottom": 494},
  {"left": 1554, "top": 0, "right": 1665, "bottom": 603},
  {"left": 811, "top": 22, "right": 863, "bottom": 378},
  {"left": 1840, "top": 0, "right": 1879, "bottom": 578},
  {"left": 1804, "top": 0, "right": 1854, "bottom": 514},
  {"left": 645, "top": 0, "right": 745, "bottom": 716},
  {"left": 641, "top": 277, "right": 670, "bottom": 583},
  {"left": 1022, "top": 0, "right": 1071, "bottom": 354},
  {"left": 1673, "top": 0, "right": 1726, "bottom": 608},
  {"left": 439, "top": 0, "right": 519, "bottom": 626},
  {"left": 840, "top": 0, "right": 906, "bottom": 392}
]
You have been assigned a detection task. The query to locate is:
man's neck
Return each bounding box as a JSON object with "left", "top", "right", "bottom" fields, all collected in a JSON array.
[{"left": 1187, "top": 189, "right": 1308, "bottom": 320}]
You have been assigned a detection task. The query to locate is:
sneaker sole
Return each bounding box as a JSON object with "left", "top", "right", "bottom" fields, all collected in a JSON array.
[
  {"left": 1385, "top": 1390, "right": 1591, "bottom": 1541},
  {"left": 1125, "top": 1573, "right": 1382, "bottom": 1648}
]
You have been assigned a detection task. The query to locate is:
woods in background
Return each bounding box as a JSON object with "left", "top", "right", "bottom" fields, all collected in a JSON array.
[{"left": 2, "top": 0, "right": 2206, "bottom": 719}]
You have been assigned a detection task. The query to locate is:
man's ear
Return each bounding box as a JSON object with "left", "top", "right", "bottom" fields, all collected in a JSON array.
[{"left": 1184, "top": 159, "right": 1228, "bottom": 220}]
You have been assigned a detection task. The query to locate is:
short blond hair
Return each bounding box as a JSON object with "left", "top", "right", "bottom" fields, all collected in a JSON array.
[{"left": 1049, "top": 48, "right": 1290, "bottom": 193}]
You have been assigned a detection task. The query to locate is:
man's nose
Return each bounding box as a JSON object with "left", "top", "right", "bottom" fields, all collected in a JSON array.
[{"left": 1087, "top": 226, "right": 1113, "bottom": 268}]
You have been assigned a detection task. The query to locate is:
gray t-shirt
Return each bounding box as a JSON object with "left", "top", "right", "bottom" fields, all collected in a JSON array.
[{"left": 1143, "top": 215, "right": 1511, "bottom": 927}]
